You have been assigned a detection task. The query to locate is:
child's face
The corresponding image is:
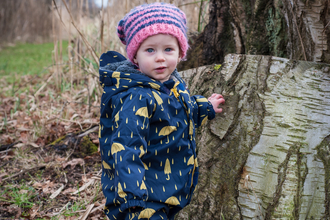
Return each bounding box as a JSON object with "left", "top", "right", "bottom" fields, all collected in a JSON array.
[{"left": 134, "top": 34, "right": 181, "bottom": 83}]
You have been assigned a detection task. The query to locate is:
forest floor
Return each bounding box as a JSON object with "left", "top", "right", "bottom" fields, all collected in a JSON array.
[{"left": 0, "top": 70, "right": 106, "bottom": 219}]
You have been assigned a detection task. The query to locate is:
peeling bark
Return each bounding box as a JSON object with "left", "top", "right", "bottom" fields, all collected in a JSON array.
[{"left": 176, "top": 54, "right": 330, "bottom": 219}]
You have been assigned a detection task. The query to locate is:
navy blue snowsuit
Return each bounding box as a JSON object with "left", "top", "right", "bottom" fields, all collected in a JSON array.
[{"left": 99, "top": 51, "right": 215, "bottom": 220}]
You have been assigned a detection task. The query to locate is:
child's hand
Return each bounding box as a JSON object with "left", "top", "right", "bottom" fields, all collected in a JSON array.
[{"left": 208, "top": 93, "right": 225, "bottom": 113}]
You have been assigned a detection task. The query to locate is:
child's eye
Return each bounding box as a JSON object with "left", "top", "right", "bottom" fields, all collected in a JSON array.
[
  {"left": 165, "top": 48, "right": 173, "bottom": 52},
  {"left": 146, "top": 48, "right": 154, "bottom": 53}
]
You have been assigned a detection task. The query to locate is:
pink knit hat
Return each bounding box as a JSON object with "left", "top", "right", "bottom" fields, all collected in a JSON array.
[{"left": 117, "top": 3, "right": 188, "bottom": 64}]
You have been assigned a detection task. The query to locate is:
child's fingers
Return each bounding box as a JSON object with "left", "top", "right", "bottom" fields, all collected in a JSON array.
[
  {"left": 208, "top": 93, "right": 224, "bottom": 101},
  {"left": 214, "top": 108, "right": 223, "bottom": 113}
]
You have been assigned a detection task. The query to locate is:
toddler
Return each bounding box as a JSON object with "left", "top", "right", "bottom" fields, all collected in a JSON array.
[{"left": 99, "top": 3, "right": 225, "bottom": 220}]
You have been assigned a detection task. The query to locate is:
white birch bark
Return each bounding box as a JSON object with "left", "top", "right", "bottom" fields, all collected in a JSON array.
[{"left": 176, "top": 54, "right": 330, "bottom": 220}]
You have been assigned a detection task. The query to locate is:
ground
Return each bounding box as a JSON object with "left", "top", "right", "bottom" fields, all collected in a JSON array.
[{"left": 0, "top": 71, "right": 106, "bottom": 219}]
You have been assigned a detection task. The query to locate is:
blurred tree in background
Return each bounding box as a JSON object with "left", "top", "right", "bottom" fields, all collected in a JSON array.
[{"left": 0, "top": 0, "right": 97, "bottom": 45}]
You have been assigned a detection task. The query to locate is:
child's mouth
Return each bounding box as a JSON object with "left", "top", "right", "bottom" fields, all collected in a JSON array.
[{"left": 155, "top": 66, "right": 166, "bottom": 73}]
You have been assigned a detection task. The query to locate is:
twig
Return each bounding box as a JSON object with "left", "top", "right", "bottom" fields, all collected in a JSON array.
[
  {"left": 72, "top": 179, "right": 95, "bottom": 195},
  {"left": 91, "top": 204, "right": 105, "bottom": 213},
  {"left": 61, "top": 0, "right": 100, "bottom": 68},
  {"left": 65, "top": 137, "right": 79, "bottom": 161},
  {"left": 50, "top": 184, "right": 65, "bottom": 199},
  {"left": 1, "top": 164, "right": 46, "bottom": 182},
  {"left": 77, "top": 125, "right": 99, "bottom": 138},
  {"left": 0, "top": 141, "right": 21, "bottom": 151},
  {"left": 35, "top": 72, "right": 55, "bottom": 98},
  {"left": 178, "top": 1, "right": 204, "bottom": 7},
  {"left": 51, "top": 201, "right": 70, "bottom": 216},
  {"left": 79, "top": 204, "right": 95, "bottom": 220},
  {"left": 72, "top": 169, "right": 101, "bottom": 195},
  {"left": 57, "top": 117, "right": 84, "bottom": 130}
]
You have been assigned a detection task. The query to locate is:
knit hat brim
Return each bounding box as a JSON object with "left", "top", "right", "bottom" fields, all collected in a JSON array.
[
  {"left": 117, "top": 3, "right": 188, "bottom": 64},
  {"left": 126, "top": 24, "right": 188, "bottom": 64}
]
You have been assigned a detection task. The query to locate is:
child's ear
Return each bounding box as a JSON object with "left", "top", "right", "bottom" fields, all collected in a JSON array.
[
  {"left": 178, "top": 53, "right": 182, "bottom": 63},
  {"left": 133, "top": 57, "right": 138, "bottom": 64}
]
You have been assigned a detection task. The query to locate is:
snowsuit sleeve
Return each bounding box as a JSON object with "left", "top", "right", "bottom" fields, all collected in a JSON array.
[
  {"left": 100, "top": 90, "right": 153, "bottom": 211},
  {"left": 190, "top": 95, "right": 215, "bottom": 128}
]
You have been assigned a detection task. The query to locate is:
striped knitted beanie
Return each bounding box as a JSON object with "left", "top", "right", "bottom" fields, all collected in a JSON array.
[{"left": 117, "top": 3, "right": 188, "bottom": 64}]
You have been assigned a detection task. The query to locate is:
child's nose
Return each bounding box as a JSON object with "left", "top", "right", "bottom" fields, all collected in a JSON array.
[{"left": 155, "top": 52, "right": 165, "bottom": 62}]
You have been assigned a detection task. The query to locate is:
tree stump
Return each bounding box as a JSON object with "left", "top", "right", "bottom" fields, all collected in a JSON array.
[{"left": 176, "top": 54, "right": 330, "bottom": 219}]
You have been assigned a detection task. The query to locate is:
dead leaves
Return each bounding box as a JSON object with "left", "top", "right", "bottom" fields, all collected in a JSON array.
[
  {"left": 0, "top": 63, "right": 103, "bottom": 218},
  {"left": 33, "top": 180, "right": 57, "bottom": 194},
  {"left": 62, "top": 158, "right": 85, "bottom": 169}
]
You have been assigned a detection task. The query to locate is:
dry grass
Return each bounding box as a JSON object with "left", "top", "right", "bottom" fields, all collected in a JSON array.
[{"left": 0, "top": 0, "right": 209, "bottom": 219}]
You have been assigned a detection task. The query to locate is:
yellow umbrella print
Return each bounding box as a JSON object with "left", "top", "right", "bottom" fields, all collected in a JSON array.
[
  {"left": 159, "top": 126, "right": 177, "bottom": 144},
  {"left": 152, "top": 91, "right": 164, "bottom": 111},
  {"left": 112, "top": 71, "right": 121, "bottom": 88},
  {"left": 164, "top": 158, "right": 171, "bottom": 180},
  {"left": 165, "top": 196, "right": 180, "bottom": 206},
  {"left": 117, "top": 182, "right": 127, "bottom": 198},
  {"left": 138, "top": 208, "right": 156, "bottom": 219},
  {"left": 114, "top": 111, "right": 120, "bottom": 128},
  {"left": 187, "top": 155, "right": 194, "bottom": 166},
  {"left": 149, "top": 82, "right": 160, "bottom": 90},
  {"left": 102, "top": 161, "right": 111, "bottom": 169},
  {"left": 111, "top": 143, "right": 125, "bottom": 155},
  {"left": 139, "top": 145, "right": 145, "bottom": 158},
  {"left": 140, "top": 180, "right": 147, "bottom": 190},
  {"left": 135, "top": 107, "right": 148, "bottom": 129}
]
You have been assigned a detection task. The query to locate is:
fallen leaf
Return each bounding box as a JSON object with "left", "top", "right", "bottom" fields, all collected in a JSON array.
[
  {"left": 29, "top": 204, "right": 39, "bottom": 219},
  {"left": 62, "top": 188, "right": 76, "bottom": 194},
  {"left": 28, "top": 142, "right": 40, "bottom": 148},
  {"left": 62, "top": 158, "right": 85, "bottom": 169},
  {"left": 33, "top": 180, "right": 56, "bottom": 194}
]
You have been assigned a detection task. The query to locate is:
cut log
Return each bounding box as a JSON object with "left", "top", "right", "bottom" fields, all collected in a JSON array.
[{"left": 176, "top": 54, "right": 330, "bottom": 219}]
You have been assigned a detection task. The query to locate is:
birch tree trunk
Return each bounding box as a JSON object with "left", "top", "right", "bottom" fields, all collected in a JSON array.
[
  {"left": 176, "top": 54, "right": 330, "bottom": 219},
  {"left": 179, "top": 0, "right": 330, "bottom": 70}
]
